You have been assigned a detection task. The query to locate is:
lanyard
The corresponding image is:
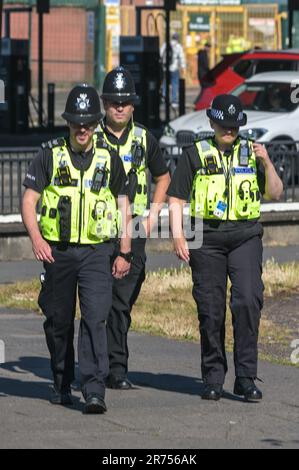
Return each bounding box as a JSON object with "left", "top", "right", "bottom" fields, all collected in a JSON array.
[{"left": 218, "top": 149, "right": 234, "bottom": 198}]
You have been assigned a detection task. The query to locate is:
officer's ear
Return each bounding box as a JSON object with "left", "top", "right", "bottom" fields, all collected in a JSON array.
[
  {"left": 209, "top": 119, "right": 215, "bottom": 131},
  {"left": 102, "top": 99, "right": 109, "bottom": 111}
]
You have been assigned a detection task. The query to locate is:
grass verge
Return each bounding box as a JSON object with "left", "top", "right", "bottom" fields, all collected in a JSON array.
[{"left": 0, "top": 260, "right": 298, "bottom": 366}]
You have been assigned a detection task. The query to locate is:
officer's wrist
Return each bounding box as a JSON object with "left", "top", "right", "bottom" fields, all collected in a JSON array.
[{"left": 118, "top": 251, "right": 133, "bottom": 263}]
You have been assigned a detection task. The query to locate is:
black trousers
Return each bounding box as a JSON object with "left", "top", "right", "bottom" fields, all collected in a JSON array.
[
  {"left": 189, "top": 225, "right": 264, "bottom": 385},
  {"left": 38, "top": 242, "right": 114, "bottom": 399},
  {"left": 106, "top": 237, "right": 146, "bottom": 377}
]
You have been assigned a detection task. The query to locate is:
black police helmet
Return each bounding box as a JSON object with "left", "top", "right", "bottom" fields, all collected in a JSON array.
[
  {"left": 101, "top": 66, "right": 139, "bottom": 104},
  {"left": 62, "top": 83, "right": 102, "bottom": 126},
  {"left": 207, "top": 94, "right": 247, "bottom": 128}
]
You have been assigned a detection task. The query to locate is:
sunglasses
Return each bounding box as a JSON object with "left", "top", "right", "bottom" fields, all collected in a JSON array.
[
  {"left": 108, "top": 101, "right": 133, "bottom": 107},
  {"left": 69, "top": 121, "right": 98, "bottom": 130}
]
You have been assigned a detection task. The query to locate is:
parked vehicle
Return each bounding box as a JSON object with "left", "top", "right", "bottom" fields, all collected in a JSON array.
[
  {"left": 194, "top": 50, "right": 299, "bottom": 111},
  {"left": 161, "top": 71, "right": 299, "bottom": 182}
]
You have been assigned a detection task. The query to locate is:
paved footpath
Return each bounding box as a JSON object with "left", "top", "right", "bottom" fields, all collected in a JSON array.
[{"left": 0, "top": 310, "right": 298, "bottom": 449}]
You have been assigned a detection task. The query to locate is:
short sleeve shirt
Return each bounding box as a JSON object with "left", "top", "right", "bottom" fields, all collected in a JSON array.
[{"left": 23, "top": 137, "right": 128, "bottom": 198}]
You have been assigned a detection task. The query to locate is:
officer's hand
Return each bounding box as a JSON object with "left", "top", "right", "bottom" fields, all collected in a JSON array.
[
  {"left": 253, "top": 143, "right": 271, "bottom": 168},
  {"left": 32, "top": 237, "right": 55, "bottom": 263},
  {"left": 173, "top": 237, "right": 190, "bottom": 263},
  {"left": 112, "top": 256, "right": 131, "bottom": 279}
]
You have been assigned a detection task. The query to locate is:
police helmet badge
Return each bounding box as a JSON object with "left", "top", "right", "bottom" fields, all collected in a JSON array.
[
  {"left": 76, "top": 94, "right": 90, "bottom": 112},
  {"left": 114, "top": 72, "right": 126, "bottom": 91},
  {"left": 228, "top": 104, "right": 236, "bottom": 115}
]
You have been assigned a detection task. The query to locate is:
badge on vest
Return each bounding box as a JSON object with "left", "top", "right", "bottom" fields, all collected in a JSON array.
[
  {"left": 233, "top": 167, "right": 256, "bottom": 174},
  {"left": 213, "top": 200, "right": 227, "bottom": 219},
  {"left": 123, "top": 155, "right": 133, "bottom": 162}
]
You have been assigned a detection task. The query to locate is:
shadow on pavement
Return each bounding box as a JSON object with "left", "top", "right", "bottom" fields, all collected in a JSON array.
[
  {"left": 0, "top": 357, "right": 253, "bottom": 404},
  {"left": 129, "top": 371, "right": 248, "bottom": 402},
  {"left": 1, "top": 356, "right": 52, "bottom": 381},
  {"left": 0, "top": 356, "right": 82, "bottom": 410}
]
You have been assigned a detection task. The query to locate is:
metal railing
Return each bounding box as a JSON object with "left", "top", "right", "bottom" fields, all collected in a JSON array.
[
  {"left": 160, "top": 140, "right": 299, "bottom": 204},
  {"left": 0, "top": 147, "right": 38, "bottom": 215},
  {"left": 0, "top": 141, "right": 299, "bottom": 215}
]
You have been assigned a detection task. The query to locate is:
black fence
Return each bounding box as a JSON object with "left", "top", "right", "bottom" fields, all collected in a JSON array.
[
  {"left": 0, "top": 142, "right": 299, "bottom": 215},
  {"left": 0, "top": 147, "right": 37, "bottom": 215}
]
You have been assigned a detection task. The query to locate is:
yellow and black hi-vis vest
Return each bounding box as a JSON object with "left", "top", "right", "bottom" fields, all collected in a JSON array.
[
  {"left": 40, "top": 137, "right": 120, "bottom": 244},
  {"left": 97, "top": 121, "right": 148, "bottom": 216},
  {"left": 190, "top": 137, "right": 261, "bottom": 220}
]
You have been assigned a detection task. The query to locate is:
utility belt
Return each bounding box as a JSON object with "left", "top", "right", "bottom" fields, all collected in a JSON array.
[{"left": 45, "top": 239, "right": 114, "bottom": 248}]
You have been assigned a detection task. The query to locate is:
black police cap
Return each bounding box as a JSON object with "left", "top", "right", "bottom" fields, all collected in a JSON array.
[
  {"left": 207, "top": 94, "right": 247, "bottom": 128},
  {"left": 101, "top": 66, "right": 139, "bottom": 104},
  {"left": 62, "top": 83, "right": 102, "bottom": 125}
]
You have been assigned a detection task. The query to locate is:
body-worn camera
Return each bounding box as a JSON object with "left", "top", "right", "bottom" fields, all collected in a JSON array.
[
  {"left": 131, "top": 141, "right": 144, "bottom": 167},
  {"left": 57, "top": 166, "right": 72, "bottom": 186},
  {"left": 91, "top": 163, "right": 107, "bottom": 193}
]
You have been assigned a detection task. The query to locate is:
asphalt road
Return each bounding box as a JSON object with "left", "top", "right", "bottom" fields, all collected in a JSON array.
[
  {"left": 0, "top": 311, "right": 298, "bottom": 449},
  {"left": 0, "top": 245, "right": 299, "bottom": 284}
]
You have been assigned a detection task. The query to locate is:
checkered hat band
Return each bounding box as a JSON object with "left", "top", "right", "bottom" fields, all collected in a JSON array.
[{"left": 210, "top": 108, "right": 224, "bottom": 120}]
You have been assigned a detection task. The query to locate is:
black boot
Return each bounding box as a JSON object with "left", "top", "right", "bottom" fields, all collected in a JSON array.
[
  {"left": 201, "top": 383, "right": 223, "bottom": 401},
  {"left": 106, "top": 375, "right": 133, "bottom": 390},
  {"left": 234, "top": 377, "right": 263, "bottom": 401},
  {"left": 50, "top": 386, "right": 73, "bottom": 406},
  {"left": 84, "top": 394, "right": 107, "bottom": 414}
]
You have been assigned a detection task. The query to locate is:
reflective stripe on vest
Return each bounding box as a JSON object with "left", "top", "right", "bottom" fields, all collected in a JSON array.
[
  {"left": 97, "top": 122, "right": 148, "bottom": 216},
  {"left": 190, "top": 138, "right": 261, "bottom": 220},
  {"left": 40, "top": 144, "right": 119, "bottom": 243}
]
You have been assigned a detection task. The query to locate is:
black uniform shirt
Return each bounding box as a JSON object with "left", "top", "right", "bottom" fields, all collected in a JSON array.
[
  {"left": 167, "top": 140, "right": 266, "bottom": 232},
  {"left": 23, "top": 137, "right": 128, "bottom": 198},
  {"left": 100, "top": 118, "right": 169, "bottom": 178}
]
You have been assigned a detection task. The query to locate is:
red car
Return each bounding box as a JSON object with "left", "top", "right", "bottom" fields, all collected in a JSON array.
[{"left": 194, "top": 50, "right": 299, "bottom": 110}]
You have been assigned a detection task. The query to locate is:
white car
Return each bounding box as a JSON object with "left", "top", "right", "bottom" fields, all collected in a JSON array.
[{"left": 160, "top": 71, "right": 299, "bottom": 179}]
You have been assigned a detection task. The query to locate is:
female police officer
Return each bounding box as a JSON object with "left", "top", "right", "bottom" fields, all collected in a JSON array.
[
  {"left": 22, "top": 84, "right": 131, "bottom": 413},
  {"left": 168, "top": 94, "right": 283, "bottom": 401}
]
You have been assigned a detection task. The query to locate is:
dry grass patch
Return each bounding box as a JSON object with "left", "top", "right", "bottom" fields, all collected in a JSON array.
[
  {"left": 131, "top": 261, "right": 299, "bottom": 365},
  {"left": 0, "top": 260, "right": 298, "bottom": 365},
  {"left": 262, "top": 259, "right": 299, "bottom": 296},
  {"left": 0, "top": 279, "right": 41, "bottom": 312}
]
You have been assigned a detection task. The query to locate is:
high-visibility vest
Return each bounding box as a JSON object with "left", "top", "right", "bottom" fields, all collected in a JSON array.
[
  {"left": 97, "top": 122, "right": 148, "bottom": 216},
  {"left": 40, "top": 138, "right": 119, "bottom": 243},
  {"left": 190, "top": 138, "right": 261, "bottom": 220}
]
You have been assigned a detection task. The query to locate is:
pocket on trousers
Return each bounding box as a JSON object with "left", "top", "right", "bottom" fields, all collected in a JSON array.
[{"left": 38, "top": 271, "right": 53, "bottom": 316}]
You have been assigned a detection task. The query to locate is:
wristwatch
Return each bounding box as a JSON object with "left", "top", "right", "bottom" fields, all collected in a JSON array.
[{"left": 118, "top": 251, "right": 133, "bottom": 263}]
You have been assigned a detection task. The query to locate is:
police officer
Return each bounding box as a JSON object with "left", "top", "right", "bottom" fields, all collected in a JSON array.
[
  {"left": 98, "top": 66, "right": 170, "bottom": 389},
  {"left": 22, "top": 84, "right": 132, "bottom": 413},
  {"left": 168, "top": 94, "right": 283, "bottom": 401}
]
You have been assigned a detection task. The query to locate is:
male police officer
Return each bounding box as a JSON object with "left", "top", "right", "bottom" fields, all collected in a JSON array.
[
  {"left": 22, "top": 84, "right": 131, "bottom": 413},
  {"left": 98, "top": 66, "right": 170, "bottom": 389},
  {"left": 168, "top": 94, "right": 283, "bottom": 401}
]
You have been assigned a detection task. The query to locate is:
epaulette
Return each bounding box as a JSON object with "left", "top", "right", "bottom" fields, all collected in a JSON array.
[
  {"left": 194, "top": 131, "right": 214, "bottom": 143},
  {"left": 94, "top": 131, "right": 114, "bottom": 153},
  {"left": 41, "top": 137, "right": 65, "bottom": 150},
  {"left": 133, "top": 121, "right": 147, "bottom": 132}
]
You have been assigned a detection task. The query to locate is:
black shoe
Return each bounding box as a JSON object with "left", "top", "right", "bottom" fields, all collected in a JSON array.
[
  {"left": 84, "top": 394, "right": 107, "bottom": 414},
  {"left": 50, "top": 386, "right": 73, "bottom": 406},
  {"left": 201, "top": 383, "right": 223, "bottom": 401},
  {"left": 234, "top": 377, "right": 263, "bottom": 401},
  {"left": 106, "top": 375, "right": 133, "bottom": 390}
]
